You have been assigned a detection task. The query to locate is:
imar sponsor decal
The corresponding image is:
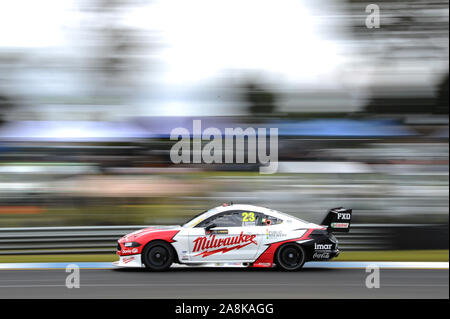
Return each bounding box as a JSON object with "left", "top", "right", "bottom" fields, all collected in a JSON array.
[
  {"left": 193, "top": 232, "right": 257, "bottom": 257},
  {"left": 314, "top": 243, "right": 333, "bottom": 250}
]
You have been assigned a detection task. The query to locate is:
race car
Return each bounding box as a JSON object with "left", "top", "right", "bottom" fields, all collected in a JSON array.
[{"left": 114, "top": 204, "right": 352, "bottom": 271}]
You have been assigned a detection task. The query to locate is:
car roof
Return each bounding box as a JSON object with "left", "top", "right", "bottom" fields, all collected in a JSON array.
[
  {"left": 220, "top": 204, "right": 310, "bottom": 222},
  {"left": 183, "top": 203, "right": 312, "bottom": 228},
  {"left": 218, "top": 204, "right": 280, "bottom": 215}
]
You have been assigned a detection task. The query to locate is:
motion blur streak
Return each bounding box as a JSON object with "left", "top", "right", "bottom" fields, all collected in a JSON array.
[
  {"left": 0, "top": 0, "right": 448, "bottom": 258},
  {"left": 0, "top": 269, "right": 447, "bottom": 299}
]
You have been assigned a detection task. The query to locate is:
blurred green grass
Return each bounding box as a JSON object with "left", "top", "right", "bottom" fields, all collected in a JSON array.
[
  {"left": 335, "top": 250, "right": 448, "bottom": 262},
  {"left": 0, "top": 250, "right": 447, "bottom": 263},
  {"left": 0, "top": 254, "right": 117, "bottom": 263}
]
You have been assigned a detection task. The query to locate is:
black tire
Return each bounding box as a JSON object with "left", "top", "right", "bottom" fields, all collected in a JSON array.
[
  {"left": 142, "top": 241, "right": 174, "bottom": 271},
  {"left": 275, "top": 243, "right": 306, "bottom": 271}
]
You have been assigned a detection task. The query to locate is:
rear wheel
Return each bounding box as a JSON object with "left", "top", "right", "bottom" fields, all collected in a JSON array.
[
  {"left": 142, "top": 241, "right": 174, "bottom": 271},
  {"left": 275, "top": 244, "right": 306, "bottom": 271}
]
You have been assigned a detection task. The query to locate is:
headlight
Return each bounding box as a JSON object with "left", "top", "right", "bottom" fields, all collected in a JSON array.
[{"left": 123, "top": 242, "right": 141, "bottom": 248}]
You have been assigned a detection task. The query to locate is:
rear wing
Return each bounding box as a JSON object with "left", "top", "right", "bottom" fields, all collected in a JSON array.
[{"left": 321, "top": 207, "right": 352, "bottom": 233}]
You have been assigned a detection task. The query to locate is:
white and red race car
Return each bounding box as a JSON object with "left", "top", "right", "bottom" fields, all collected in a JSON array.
[{"left": 114, "top": 204, "right": 352, "bottom": 271}]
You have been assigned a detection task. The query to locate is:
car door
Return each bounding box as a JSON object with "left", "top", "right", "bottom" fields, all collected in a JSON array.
[{"left": 187, "top": 210, "right": 262, "bottom": 262}]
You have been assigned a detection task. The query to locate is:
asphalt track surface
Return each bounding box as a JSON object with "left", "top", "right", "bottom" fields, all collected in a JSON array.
[{"left": 0, "top": 267, "right": 447, "bottom": 299}]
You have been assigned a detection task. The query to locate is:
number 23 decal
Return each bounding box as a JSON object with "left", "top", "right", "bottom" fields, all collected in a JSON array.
[{"left": 242, "top": 212, "right": 255, "bottom": 222}]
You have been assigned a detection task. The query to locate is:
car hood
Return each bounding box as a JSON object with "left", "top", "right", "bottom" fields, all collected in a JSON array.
[{"left": 121, "top": 225, "right": 182, "bottom": 241}]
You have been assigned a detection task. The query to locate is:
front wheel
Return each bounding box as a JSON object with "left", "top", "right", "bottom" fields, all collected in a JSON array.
[
  {"left": 142, "top": 241, "right": 174, "bottom": 271},
  {"left": 275, "top": 244, "right": 306, "bottom": 271}
]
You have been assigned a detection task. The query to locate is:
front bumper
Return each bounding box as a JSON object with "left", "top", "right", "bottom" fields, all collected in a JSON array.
[{"left": 112, "top": 254, "right": 144, "bottom": 268}]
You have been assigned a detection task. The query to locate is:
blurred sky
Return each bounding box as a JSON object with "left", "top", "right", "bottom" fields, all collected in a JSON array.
[
  {"left": 0, "top": 0, "right": 346, "bottom": 82},
  {"left": 0, "top": 0, "right": 447, "bottom": 118},
  {"left": 0, "top": 0, "right": 353, "bottom": 116}
]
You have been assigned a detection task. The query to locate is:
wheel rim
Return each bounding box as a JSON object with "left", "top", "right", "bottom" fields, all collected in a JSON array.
[
  {"left": 147, "top": 246, "right": 169, "bottom": 267},
  {"left": 279, "top": 246, "right": 303, "bottom": 269}
]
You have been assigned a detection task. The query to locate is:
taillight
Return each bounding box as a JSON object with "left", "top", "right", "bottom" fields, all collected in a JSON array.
[{"left": 309, "top": 229, "right": 329, "bottom": 239}]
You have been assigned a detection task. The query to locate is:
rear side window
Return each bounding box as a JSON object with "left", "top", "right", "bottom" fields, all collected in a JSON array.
[{"left": 258, "top": 214, "right": 283, "bottom": 226}]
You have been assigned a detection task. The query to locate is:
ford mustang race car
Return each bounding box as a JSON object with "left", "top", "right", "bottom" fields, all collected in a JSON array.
[{"left": 114, "top": 204, "right": 352, "bottom": 271}]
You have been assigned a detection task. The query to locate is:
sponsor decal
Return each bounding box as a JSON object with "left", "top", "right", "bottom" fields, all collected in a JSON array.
[
  {"left": 121, "top": 248, "right": 139, "bottom": 254},
  {"left": 265, "top": 229, "right": 287, "bottom": 239},
  {"left": 331, "top": 222, "right": 349, "bottom": 228},
  {"left": 254, "top": 262, "right": 272, "bottom": 267},
  {"left": 193, "top": 232, "right": 257, "bottom": 257},
  {"left": 337, "top": 213, "right": 351, "bottom": 220},
  {"left": 211, "top": 229, "right": 228, "bottom": 235},
  {"left": 313, "top": 252, "right": 330, "bottom": 259},
  {"left": 243, "top": 221, "right": 256, "bottom": 227},
  {"left": 122, "top": 256, "right": 135, "bottom": 263},
  {"left": 314, "top": 243, "right": 333, "bottom": 251}
]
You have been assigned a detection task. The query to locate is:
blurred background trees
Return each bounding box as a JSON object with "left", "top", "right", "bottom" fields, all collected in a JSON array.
[{"left": 0, "top": 0, "right": 447, "bottom": 233}]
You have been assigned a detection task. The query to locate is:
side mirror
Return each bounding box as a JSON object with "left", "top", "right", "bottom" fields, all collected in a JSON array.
[{"left": 205, "top": 223, "right": 217, "bottom": 232}]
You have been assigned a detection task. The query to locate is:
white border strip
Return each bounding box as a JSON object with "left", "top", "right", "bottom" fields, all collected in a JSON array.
[
  {"left": 304, "top": 261, "right": 449, "bottom": 269},
  {"left": 0, "top": 261, "right": 447, "bottom": 270}
]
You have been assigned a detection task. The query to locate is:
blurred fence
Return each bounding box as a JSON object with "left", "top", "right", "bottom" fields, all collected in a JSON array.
[
  {"left": 0, "top": 225, "right": 144, "bottom": 255},
  {"left": 0, "top": 224, "right": 447, "bottom": 255}
]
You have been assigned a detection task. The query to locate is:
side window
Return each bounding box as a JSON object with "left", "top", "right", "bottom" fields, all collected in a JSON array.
[
  {"left": 197, "top": 211, "right": 243, "bottom": 228},
  {"left": 240, "top": 211, "right": 262, "bottom": 227},
  {"left": 196, "top": 210, "right": 264, "bottom": 228},
  {"left": 258, "top": 214, "right": 283, "bottom": 226}
]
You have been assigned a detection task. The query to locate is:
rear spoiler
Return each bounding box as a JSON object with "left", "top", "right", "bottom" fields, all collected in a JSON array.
[{"left": 321, "top": 207, "right": 352, "bottom": 233}]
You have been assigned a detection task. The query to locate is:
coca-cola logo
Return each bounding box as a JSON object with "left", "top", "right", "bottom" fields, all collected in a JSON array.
[
  {"left": 313, "top": 252, "right": 330, "bottom": 259},
  {"left": 193, "top": 232, "right": 257, "bottom": 257}
]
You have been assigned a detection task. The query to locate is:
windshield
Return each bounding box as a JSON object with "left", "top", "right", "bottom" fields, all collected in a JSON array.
[
  {"left": 182, "top": 208, "right": 218, "bottom": 228},
  {"left": 182, "top": 210, "right": 207, "bottom": 227},
  {"left": 272, "top": 209, "right": 309, "bottom": 224},
  {"left": 272, "top": 210, "right": 308, "bottom": 224}
]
